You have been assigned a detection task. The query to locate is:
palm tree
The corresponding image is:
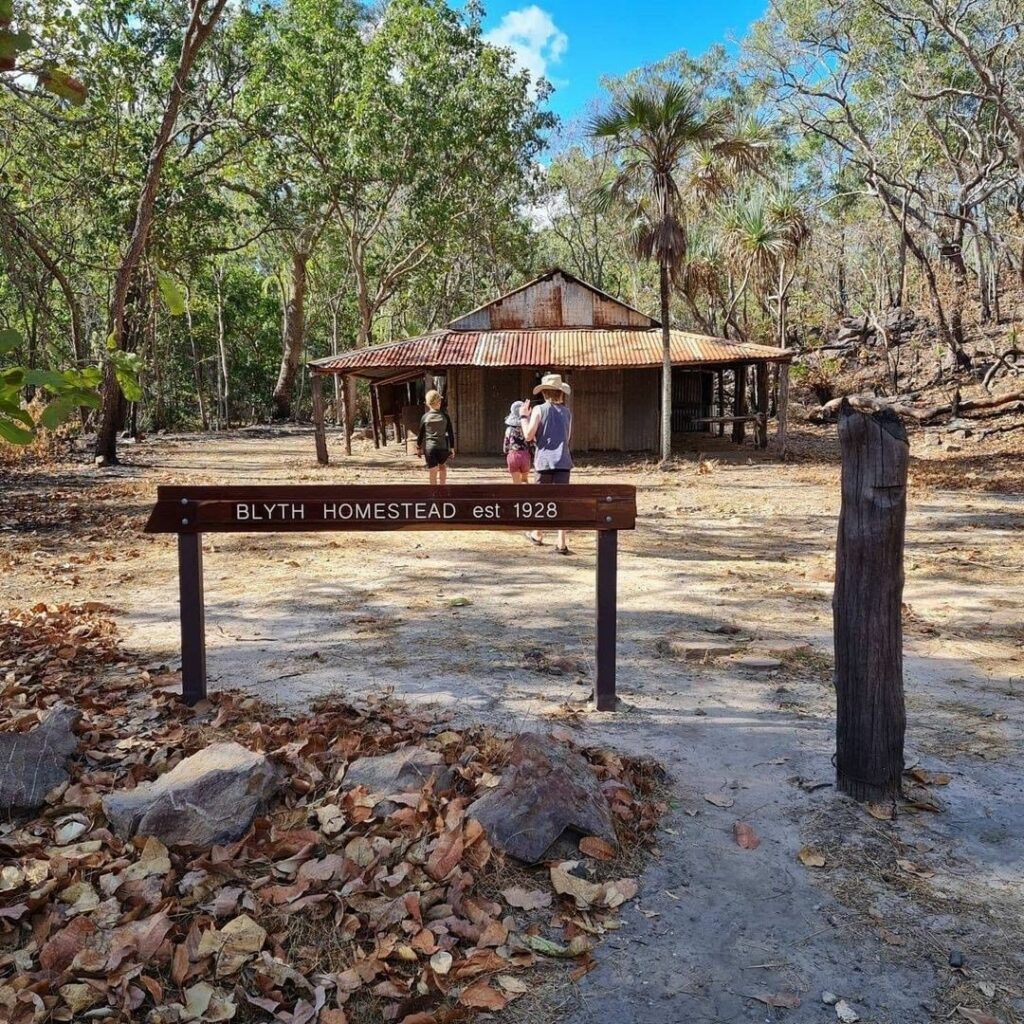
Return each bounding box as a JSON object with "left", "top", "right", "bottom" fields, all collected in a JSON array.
[
  {"left": 724, "top": 188, "right": 810, "bottom": 346},
  {"left": 590, "top": 84, "right": 769, "bottom": 462}
]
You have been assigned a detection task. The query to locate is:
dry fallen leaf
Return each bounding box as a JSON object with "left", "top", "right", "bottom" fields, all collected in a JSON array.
[
  {"left": 501, "top": 885, "right": 553, "bottom": 910},
  {"left": 957, "top": 1008, "right": 1002, "bottom": 1024},
  {"left": 733, "top": 821, "right": 760, "bottom": 849},
  {"left": 864, "top": 801, "right": 895, "bottom": 821},
  {"left": 703, "top": 792, "right": 735, "bottom": 808},
  {"left": 429, "top": 951, "right": 453, "bottom": 975},
  {"left": 797, "top": 845, "right": 826, "bottom": 868},
  {"left": 551, "top": 862, "right": 602, "bottom": 908},
  {"left": 750, "top": 991, "right": 801, "bottom": 1009},
  {"left": 459, "top": 980, "right": 508, "bottom": 1010},
  {"left": 579, "top": 835, "right": 616, "bottom": 860},
  {"left": 496, "top": 975, "right": 529, "bottom": 995},
  {"left": 878, "top": 928, "right": 906, "bottom": 946},
  {"left": 895, "top": 858, "right": 935, "bottom": 879}
]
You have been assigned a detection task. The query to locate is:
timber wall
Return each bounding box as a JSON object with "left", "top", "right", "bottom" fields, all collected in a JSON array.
[{"left": 448, "top": 366, "right": 707, "bottom": 455}]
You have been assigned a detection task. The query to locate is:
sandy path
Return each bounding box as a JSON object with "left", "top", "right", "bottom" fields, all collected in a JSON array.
[{"left": 2, "top": 427, "right": 1021, "bottom": 1022}]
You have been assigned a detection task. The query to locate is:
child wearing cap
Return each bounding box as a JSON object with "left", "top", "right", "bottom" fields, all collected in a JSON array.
[{"left": 503, "top": 400, "right": 533, "bottom": 483}]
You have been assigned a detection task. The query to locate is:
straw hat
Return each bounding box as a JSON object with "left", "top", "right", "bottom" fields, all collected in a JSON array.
[{"left": 532, "top": 372, "right": 571, "bottom": 396}]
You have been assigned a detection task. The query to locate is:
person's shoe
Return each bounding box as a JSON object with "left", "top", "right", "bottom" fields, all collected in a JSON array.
[
  {"left": 555, "top": 545, "right": 571, "bottom": 556},
  {"left": 527, "top": 532, "right": 543, "bottom": 546}
]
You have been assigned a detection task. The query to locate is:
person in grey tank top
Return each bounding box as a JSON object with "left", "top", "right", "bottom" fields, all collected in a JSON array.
[{"left": 519, "top": 372, "right": 573, "bottom": 554}]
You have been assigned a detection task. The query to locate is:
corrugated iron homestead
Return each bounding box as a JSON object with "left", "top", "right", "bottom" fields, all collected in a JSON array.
[{"left": 308, "top": 269, "right": 793, "bottom": 459}]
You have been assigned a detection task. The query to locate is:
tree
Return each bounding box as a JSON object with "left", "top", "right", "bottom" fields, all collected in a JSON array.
[
  {"left": 95, "top": 0, "right": 229, "bottom": 464},
  {"left": 590, "top": 83, "right": 767, "bottom": 462}
]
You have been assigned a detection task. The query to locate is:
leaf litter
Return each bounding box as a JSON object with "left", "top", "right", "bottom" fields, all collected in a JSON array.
[{"left": 0, "top": 604, "right": 666, "bottom": 1023}]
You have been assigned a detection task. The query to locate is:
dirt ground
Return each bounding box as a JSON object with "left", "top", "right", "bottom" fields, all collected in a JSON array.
[{"left": 2, "top": 424, "right": 1022, "bottom": 1024}]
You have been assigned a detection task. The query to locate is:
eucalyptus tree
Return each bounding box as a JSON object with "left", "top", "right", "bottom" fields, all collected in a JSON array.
[
  {"left": 590, "top": 84, "right": 771, "bottom": 462},
  {"left": 748, "top": 0, "right": 1021, "bottom": 371}
]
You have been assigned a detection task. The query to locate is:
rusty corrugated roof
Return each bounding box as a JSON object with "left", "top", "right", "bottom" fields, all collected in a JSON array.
[{"left": 310, "top": 328, "right": 792, "bottom": 377}]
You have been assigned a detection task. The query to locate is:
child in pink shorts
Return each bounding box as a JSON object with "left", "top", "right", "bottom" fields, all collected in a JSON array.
[{"left": 503, "top": 401, "right": 532, "bottom": 482}]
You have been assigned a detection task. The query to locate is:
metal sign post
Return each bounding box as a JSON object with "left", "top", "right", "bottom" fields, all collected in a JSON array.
[{"left": 145, "top": 484, "right": 637, "bottom": 711}]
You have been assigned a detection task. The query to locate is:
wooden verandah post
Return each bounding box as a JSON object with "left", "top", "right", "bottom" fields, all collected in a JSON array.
[
  {"left": 776, "top": 362, "right": 790, "bottom": 455},
  {"left": 340, "top": 373, "right": 352, "bottom": 455},
  {"left": 833, "top": 402, "right": 909, "bottom": 802},
  {"left": 731, "top": 364, "right": 747, "bottom": 444},
  {"left": 755, "top": 362, "right": 769, "bottom": 449}
]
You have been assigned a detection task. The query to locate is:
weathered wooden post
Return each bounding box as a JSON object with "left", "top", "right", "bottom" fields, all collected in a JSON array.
[
  {"left": 755, "top": 363, "right": 769, "bottom": 448},
  {"left": 731, "top": 364, "right": 747, "bottom": 444},
  {"left": 833, "top": 401, "right": 909, "bottom": 802},
  {"left": 776, "top": 363, "right": 790, "bottom": 455},
  {"left": 341, "top": 374, "right": 353, "bottom": 455},
  {"left": 311, "top": 374, "right": 329, "bottom": 466}
]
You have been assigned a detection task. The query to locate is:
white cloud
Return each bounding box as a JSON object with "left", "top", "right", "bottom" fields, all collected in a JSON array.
[{"left": 484, "top": 5, "right": 568, "bottom": 91}]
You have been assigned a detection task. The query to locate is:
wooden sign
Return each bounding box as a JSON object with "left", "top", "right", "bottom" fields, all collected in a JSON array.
[
  {"left": 145, "top": 484, "right": 636, "bottom": 533},
  {"left": 146, "top": 484, "right": 636, "bottom": 714}
]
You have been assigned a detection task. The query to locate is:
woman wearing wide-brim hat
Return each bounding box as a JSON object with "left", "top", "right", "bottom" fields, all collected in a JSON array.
[{"left": 518, "top": 372, "right": 573, "bottom": 555}]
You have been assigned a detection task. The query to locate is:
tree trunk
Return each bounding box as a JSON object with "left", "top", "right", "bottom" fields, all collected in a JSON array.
[
  {"left": 95, "top": 0, "right": 228, "bottom": 464},
  {"left": 833, "top": 402, "right": 909, "bottom": 803},
  {"left": 271, "top": 248, "right": 308, "bottom": 420},
  {"left": 659, "top": 262, "right": 672, "bottom": 464},
  {"left": 311, "top": 373, "right": 328, "bottom": 465},
  {"left": 185, "top": 287, "right": 208, "bottom": 430},
  {"left": 215, "top": 265, "right": 229, "bottom": 428}
]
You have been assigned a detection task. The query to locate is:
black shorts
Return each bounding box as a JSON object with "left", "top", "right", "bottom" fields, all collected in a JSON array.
[
  {"left": 537, "top": 469, "right": 571, "bottom": 484},
  {"left": 424, "top": 447, "right": 450, "bottom": 468}
]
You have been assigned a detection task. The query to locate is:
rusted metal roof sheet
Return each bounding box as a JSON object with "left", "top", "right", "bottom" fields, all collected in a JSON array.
[
  {"left": 310, "top": 329, "right": 792, "bottom": 377},
  {"left": 448, "top": 268, "right": 658, "bottom": 331}
]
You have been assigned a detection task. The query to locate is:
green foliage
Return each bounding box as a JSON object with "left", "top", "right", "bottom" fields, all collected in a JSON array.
[{"left": 0, "top": 330, "right": 101, "bottom": 444}]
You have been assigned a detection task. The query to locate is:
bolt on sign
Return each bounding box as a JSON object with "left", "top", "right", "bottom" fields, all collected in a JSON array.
[{"left": 145, "top": 485, "right": 637, "bottom": 710}]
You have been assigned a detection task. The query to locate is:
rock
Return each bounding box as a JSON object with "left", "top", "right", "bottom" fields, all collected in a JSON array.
[
  {"left": 0, "top": 705, "right": 81, "bottom": 813},
  {"left": 835, "top": 1000, "right": 860, "bottom": 1023},
  {"left": 342, "top": 746, "right": 455, "bottom": 798},
  {"left": 666, "top": 640, "right": 744, "bottom": 661},
  {"left": 730, "top": 655, "right": 783, "bottom": 670},
  {"left": 750, "top": 640, "right": 809, "bottom": 657},
  {"left": 948, "top": 949, "right": 965, "bottom": 968},
  {"left": 468, "top": 732, "right": 616, "bottom": 864},
  {"left": 103, "top": 742, "right": 277, "bottom": 847},
  {"left": 822, "top": 991, "right": 839, "bottom": 1005}
]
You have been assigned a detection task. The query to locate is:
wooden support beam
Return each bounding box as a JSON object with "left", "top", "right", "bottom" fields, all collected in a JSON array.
[
  {"left": 777, "top": 363, "right": 790, "bottom": 455},
  {"left": 756, "top": 362, "right": 769, "bottom": 448},
  {"left": 311, "top": 374, "right": 329, "bottom": 465},
  {"left": 717, "top": 370, "right": 725, "bottom": 437},
  {"left": 376, "top": 387, "right": 388, "bottom": 447},
  {"left": 369, "top": 385, "right": 381, "bottom": 450},
  {"left": 834, "top": 404, "right": 909, "bottom": 802},
  {"left": 340, "top": 375, "right": 352, "bottom": 456},
  {"left": 731, "top": 364, "right": 747, "bottom": 444}
]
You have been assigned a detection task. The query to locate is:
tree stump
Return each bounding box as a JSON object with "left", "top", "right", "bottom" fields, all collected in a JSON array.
[{"left": 833, "top": 401, "right": 909, "bottom": 802}]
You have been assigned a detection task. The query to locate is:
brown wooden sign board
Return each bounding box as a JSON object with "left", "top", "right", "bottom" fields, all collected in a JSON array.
[{"left": 146, "top": 484, "right": 637, "bottom": 712}]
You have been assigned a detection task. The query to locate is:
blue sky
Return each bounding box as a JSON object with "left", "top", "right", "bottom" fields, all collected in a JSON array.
[{"left": 480, "top": 1, "right": 768, "bottom": 123}]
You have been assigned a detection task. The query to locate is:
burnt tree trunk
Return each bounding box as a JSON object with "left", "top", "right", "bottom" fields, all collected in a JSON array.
[{"left": 833, "top": 402, "right": 909, "bottom": 803}]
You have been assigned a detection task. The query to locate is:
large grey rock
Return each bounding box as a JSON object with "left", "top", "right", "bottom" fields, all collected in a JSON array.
[
  {"left": 342, "top": 746, "right": 454, "bottom": 798},
  {"left": 468, "top": 732, "right": 616, "bottom": 864},
  {"left": 0, "top": 705, "right": 81, "bottom": 813},
  {"left": 102, "top": 742, "right": 277, "bottom": 847}
]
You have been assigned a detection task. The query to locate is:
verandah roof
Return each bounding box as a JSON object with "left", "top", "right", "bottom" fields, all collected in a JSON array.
[{"left": 309, "top": 328, "right": 792, "bottom": 380}]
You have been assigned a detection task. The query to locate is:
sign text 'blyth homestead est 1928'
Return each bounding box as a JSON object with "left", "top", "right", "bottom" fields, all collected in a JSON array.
[{"left": 145, "top": 484, "right": 637, "bottom": 711}]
